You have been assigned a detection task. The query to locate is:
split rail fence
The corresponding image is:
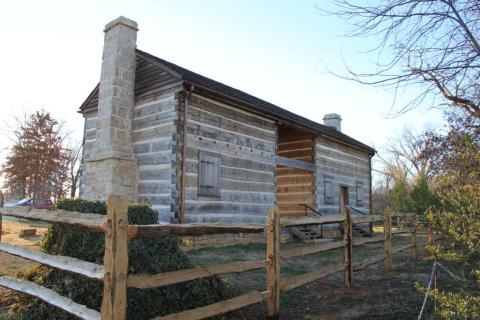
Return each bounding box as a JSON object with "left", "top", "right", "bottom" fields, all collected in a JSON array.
[{"left": 0, "top": 191, "right": 434, "bottom": 320}]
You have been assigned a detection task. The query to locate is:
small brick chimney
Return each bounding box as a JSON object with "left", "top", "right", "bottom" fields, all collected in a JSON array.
[
  {"left": 83, "top": 16, "right": 139, "bottom": 201},
  {"left": 323, "top": 113, "right": 342, "bottom": 131}
]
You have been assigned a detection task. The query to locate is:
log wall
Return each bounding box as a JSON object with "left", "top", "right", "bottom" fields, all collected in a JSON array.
[
  {"left": 182, "top": 94, "right": 276, "bottom": 224},
  {"left": 276, "top": 137, "right": 315, "bottom": 216},
  {"left": 132, "top": 86, "right": 182, "bottom": 222},
  {"left": 80, "top": 57, "right": 182, "bottom": 222},
  {"left": 314, "top": 136, "right": 371, "bottom": 215}
]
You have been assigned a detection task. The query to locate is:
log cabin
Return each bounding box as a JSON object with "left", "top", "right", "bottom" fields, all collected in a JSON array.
[{"left": 79, "top": 17, "right": 375, "bottom": 240}]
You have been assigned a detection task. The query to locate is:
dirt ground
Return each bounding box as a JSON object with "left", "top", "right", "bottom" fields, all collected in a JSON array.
[
  {"left": 0, "top": 219, "right": 48, "bottom": 316},
  {"left": 0, "top": 219, "right": 48, "bottom": 276},
  {"left": 0, "top": 225, "right": 433, "bottom": 320},
  {"left": 187, "top": 234, "right": 432, "bottom": 320}
]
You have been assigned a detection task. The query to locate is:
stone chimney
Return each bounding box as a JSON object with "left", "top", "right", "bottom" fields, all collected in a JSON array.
[
  {"left": 323, "top": 113, "right": 342, "bottom": 131},
  {"left": 83, "top": 16, "right": 139, "bottom": 201}
]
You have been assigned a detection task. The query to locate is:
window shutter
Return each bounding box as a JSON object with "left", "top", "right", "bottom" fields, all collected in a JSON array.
[
  {"left": 324, "top": 175, "right": 335, "bottom": 205},
  {"left": 198, "top": 152, "right": 221, "bottom": 197},
  {"left": 356, "top": 181, "right": 364, "bottom": 206}
]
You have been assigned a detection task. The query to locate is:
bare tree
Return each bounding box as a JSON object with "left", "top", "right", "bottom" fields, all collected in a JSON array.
[
  {"left": 326, "top": 0, "right": 480, "bottom": 127},
  {"left": 65, "top": 142, "right": 82, "bottom": 198}
]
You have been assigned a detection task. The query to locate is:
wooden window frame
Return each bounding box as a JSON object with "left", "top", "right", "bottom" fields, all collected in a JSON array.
[
  {"left": 356, "top": 181, "right": 364, "bottom": 207},
  {"left": 198, "top": 151, "right": 221, "bottom": 198},
  {"left": 324, "top": 174, "right": 335, "bottom": 205}
]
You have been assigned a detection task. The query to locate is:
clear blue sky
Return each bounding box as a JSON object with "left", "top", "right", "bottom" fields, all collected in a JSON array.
[{"left": 0, "top": 0, "right": 444, "bottom": 183}]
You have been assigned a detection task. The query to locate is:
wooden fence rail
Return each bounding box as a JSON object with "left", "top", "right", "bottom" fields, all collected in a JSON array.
[{"left": 0, "top": 189, "right": 430, "bottom": 320}]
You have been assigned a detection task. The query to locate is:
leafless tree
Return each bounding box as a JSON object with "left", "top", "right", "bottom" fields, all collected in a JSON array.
[
  {"left": 325, "top": 0, "right": 480, "bottom": 127},
  {"left": 64, "top": 142, "right": 82, "bottom": 198},
  {"left": 374, "top": 126, "right": 435, "bottom": 185},
  {"left": 384, "top": 127, "right": 434, "bottom": 180}
]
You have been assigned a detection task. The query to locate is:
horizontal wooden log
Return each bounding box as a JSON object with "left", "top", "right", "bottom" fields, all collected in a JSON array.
[
  {"left": 0, "top": 276, "right": 101, "bottom": 320},
  {"left": 128, "top": 223, "right": 269, "bottom": 239},
  {"left": 351, "top": 215, "right": 383, "bottom": 224},
  {"left": 281, "top": 240, "right": 345, "bottom": 260},
  {"left": 392, "top": 243, "right": 414, "bottom": 254},
  {"left": 19, "top": 228, "right": 37, "bottom": 237},
  {"left": 276, "top": 156, "right": 314, "bottom": 172},
  {"left": 277, "top": 174, "right": 312, "bottom": 185},
  {"left": 391, "top": 213, "right": 412, "bottom": 217},
  {"left": 353, "top": 236, "right": 385, "bottom": 247},
  {"left": 353, "top": 254, "right": 386, "bottom": 272},
  {"left": 189, "top": 94, "right": 276, "bottom": 131},
  {"left": 152, "top": 290, "right": 269, "bottom": 320},
  {"left": 280, "top": 263, "right": 344, "bottom": 292},
  {"left": 0, "top": 207, "right": 106, "bottom": 231},
  {"left": 128, "top": 260, "right": 267, "bottom": 289},
  {"left": 392, "top": 228, "right": 412, "bottom": 235},
  {"left": 277, "top": 193, "right": 314, "bottom": 203},
  {"left": 280, "top": 214, "right": 345, "bottom": 227},
  {"left": 0, "top": 243, "right": 104, "bottom": 280}
]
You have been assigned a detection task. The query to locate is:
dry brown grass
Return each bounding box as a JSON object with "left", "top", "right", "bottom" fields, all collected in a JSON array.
[{"left": 0, "top": 219, "right": 48, "bottom": 316}]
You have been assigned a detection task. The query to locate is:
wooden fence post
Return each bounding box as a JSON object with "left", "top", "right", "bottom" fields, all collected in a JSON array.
[
  {"left": 411, "top": 213, "right": 417, "bottom": 260},
  {"left": 427, "top": 222, "right": 434, "bottom": 246},
  {"left": 0, "top": 190, "right": 3, "bottom": 243},
  {"left": 266, "top": 205, "right": 280, "bottom": 319},
  {"left": 101, "top": 195, "right": 129, "bottom": 320},
  {"left": 343, "top": 206, "right": 353, "bottom": 288},
  {"left": 383, "top": 208, "right": 392, "bottom": 272}
]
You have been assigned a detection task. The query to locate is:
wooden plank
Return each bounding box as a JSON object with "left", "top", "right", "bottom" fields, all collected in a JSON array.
[
  {"left": 411, "top": 213, "right": 417, "bottom": 260},
  {"left": 19, "top": 228, "right": 37, "bottom": 237},
  {"left": 280, "top": 214, "right": 344, "bottom": 227},
  {"left": 276, "top": 156, "right": 314, "bottom": 172},
  {"left": 392, "top": 228, "right": 412, "bottom": 235},
  {"left": 0, "top": 243, "right": 104, "bottom": 280},
  {"left": 266, "top": 206, "right": 280, "bottom": 317},
  {"left": 187, "top": 106, "right": 275, "bottom": 141},
  {"left": 344, "top": 207, "right": 353, "bottom": 288},
  {"left": 384, "top": 208, "right": 392, "bottom": 272},
  {"left": 128, "top": 223, "right": 268, "bottom": 239},
  {"left": 152, "top": 290, "right": 269, "bottom": 320},
  {"left": 127, "top": 260, "right": 267, "bottom": 289},
  {"left": 0, "top": 276, "right": 101, "bottom": 320},
  {"left": 277, "top": 174, "right": 312, "bottom": 185},
  {"left": 278, "top": 139, "right": 312, "bottom": 148},
  {"left": 392, "top": 243, "right": 414, "bottom": 255},
  {"left": 277, "top": 185, "right": 313, "bottom": 194},
  {"left": 188, "top": 94, "right": 276, "bottom": 131},
  {"left": 280, "top": 263, "right": 344, "bottom": 292},
  {"left": 0, "top": 207, "right": 106, "bottom": 231},
  {"left": 277, "top": 193, "right": 314, "bottom": 203},
  {"left": 427, "top": 223, "right": 434, "bottom": 246},
  {"left": 351, "top": 215, "right": 383, "bottom": 224},
  {"left": 353, "top": 236, "right": 384, "bottom": 246},
  {"left": 353, "top": 254, "right": 386, "bottom": 272},
  {"left": 101, "top": 195, "right": 129, "bottom": 320},
  {"left": 281, "top": 240, "right": 346, "bottom": 260}
]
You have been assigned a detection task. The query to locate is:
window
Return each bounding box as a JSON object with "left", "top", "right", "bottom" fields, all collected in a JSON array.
[
  {"left": 356, "top": 181, "right": 364, "bottom": 207},
  {"left": 198, "top": 151, "right": 221, "bottom": 197},
  {"left": 324, "top": 175, "right": 335, "bottom": 205}
]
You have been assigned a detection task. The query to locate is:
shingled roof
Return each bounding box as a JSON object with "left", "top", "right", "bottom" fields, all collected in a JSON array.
[{"left": 81, "top": 49, "right": 375, "bottom": 154}]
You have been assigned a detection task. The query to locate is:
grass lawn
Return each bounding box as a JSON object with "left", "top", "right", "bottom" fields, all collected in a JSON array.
[
  {"left": 0, "top": 224, "right": 442, "bottom": 320},
  {"left": 186, "top": 234, "right": 437, "bottom": 319}
]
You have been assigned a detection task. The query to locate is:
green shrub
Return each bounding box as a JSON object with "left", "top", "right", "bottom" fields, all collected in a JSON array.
[{"left": 6, "top": 199, "right": 229, "bottom": 320}]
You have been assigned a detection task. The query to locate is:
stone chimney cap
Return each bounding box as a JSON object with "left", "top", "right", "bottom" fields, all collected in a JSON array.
[
  {"left": 104, "top": 16, "right": 138, "bottom": 32},
  {"left": 323, "top": 113, "right": 342, "bottom": 121},
  {"left": 323, "top": 113, "right": 342, "bottom": 131}
]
